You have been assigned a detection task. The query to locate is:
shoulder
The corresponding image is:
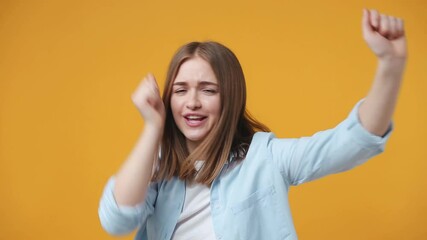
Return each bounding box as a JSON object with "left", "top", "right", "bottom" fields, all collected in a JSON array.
[
  {"left": 246, "top": 132, "right": 277, "bottom": 157},
  {"left": 251, "top": 131, "right": 282, "bottom": 146},
  {"left": 252, "top": 131, "right": 274, "bottom": 142}
]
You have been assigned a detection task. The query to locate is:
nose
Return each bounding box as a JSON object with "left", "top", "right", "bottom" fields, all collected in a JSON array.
[{"left": 186, "top": 90, "right": 201, "bottom": 110}]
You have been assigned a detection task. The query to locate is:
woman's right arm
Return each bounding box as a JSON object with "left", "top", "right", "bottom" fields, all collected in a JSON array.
[
  {"left": 114, "top": 73, "right": 165, "bottom": 206},
  {"left": 113, "top": 123, "right": 162, "bottom": 206},
  {"left": 99, "top": 74, "right": 165, "bottom": 235}
]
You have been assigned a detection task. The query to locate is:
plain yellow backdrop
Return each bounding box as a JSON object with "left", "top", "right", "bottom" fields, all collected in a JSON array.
[{"left": 1, "top": 0, "right": 426, "bottom": 239}]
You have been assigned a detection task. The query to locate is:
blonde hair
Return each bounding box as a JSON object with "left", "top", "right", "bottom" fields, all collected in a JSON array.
[{"left": 152, "top": 41, "right": 269, "bottom": 185}]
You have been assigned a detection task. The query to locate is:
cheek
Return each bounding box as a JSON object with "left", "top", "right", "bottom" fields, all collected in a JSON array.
[{"left": 170, "top": 98, "right": 180, "bottom": 118}]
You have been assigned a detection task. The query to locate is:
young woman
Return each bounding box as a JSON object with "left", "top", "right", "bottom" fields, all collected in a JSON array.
[{"left": 99, "top": 9, "right": 406, "bottom": 240}]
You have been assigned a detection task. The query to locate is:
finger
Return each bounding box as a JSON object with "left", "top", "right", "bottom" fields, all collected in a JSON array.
[
  {"left": 370, "top": 9, "right": 381, "bottom": 30},
  {"left": 142, "top": 85, "right": 159, "bottom": 108},
  {"left": 362, "top": 9, "right": 373, "bottom": 36},
  {"left": 396, "top": 18, "right": 404, "bottom": 37},
  {"left": 134, "top": 77, "right": 156, "bottom": 102},
  {"left": 146, "top": 73, "right": 158, "bottom": 88},
  {"left": 136, "top": 75, "right": 150, "bottom": 92},
  {"left": 132, "top": 82, "right": 149, "bottom": 102},
  {"left": 146, "top": 73, "right": 154, "bottom": 83},
  {"left": 146, "top": 73, "right": 161, "bottom": 95},
  {"left": 139, "top": 74, "right": 157, "bottom": 97},
  {"left": 379, "top": 14, "right": 390, "bottom": 38},
  {"left": 388, "top": 16, "right": 397, "bottom": 39},
  {"left": 146, "top": 94, "right": 157, "bottom": 107}
]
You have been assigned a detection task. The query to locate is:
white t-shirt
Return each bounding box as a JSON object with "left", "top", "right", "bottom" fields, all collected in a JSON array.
[{"left": 171, "top": 161, "right": 217, "bottom": 240}]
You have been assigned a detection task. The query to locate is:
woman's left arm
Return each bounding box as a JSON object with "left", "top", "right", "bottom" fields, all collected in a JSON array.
[{"left": 358, "top": 9, "right": 407, "bottom": 136}]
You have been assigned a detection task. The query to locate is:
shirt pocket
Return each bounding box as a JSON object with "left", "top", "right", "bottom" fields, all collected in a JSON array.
[
  {"left": 229, "top": 185, "right": 290, "bottom": 240},
  {"left": 230, "top": 184, "right": 276, "bottom": 214}
]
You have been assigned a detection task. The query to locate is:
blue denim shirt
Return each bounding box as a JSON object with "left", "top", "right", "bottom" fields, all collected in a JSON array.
[{"left": 99, "top": 101, "right": 392, "bottom": 240}]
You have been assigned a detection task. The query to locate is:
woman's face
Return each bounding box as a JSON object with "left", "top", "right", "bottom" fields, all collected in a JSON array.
[{"left": 171, "top": 57, "right": 221, "bottom": 153}]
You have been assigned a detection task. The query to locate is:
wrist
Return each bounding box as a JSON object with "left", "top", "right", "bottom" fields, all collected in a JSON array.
[
  {"left": 378, "top": 55, "right": 407, "bottom": 65},
  {"left": 377, "top": 57, "right": 406, "bottom": 73},
  {"left": 143, "top": 122, "right": 164, "bottom": 138}
]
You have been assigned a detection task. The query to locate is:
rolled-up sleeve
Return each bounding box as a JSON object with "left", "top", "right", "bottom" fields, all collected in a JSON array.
[
  {"left": 98, "top": 177, "right": 157, "bottom": 235},
  {"left": 268, "top": 99, "right": 393, "bottom": 186}
]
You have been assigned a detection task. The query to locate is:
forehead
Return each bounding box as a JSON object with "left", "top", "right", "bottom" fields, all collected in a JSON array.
[{"left": 174, "top": 57, "right": 218, "bottom": 84}]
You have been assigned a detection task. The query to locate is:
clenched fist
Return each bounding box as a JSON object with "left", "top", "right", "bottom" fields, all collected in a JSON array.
[
  {"left": 362, "top": 9, "right": 407, "bottom": 61},
  {"left": 131, "top": 73, "right": 166, "bottom": 129}
]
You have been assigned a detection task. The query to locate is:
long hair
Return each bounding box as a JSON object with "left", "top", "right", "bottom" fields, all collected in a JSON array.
[{"left": 152, "top": 41, "right": 269, "bottom": 185}]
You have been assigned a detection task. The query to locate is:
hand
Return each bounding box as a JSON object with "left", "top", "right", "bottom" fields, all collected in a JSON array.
[
  {"left": 131, "top": 73, "right": 166, "bottom": 128},
  {"left": 362, "top": 9, "right": 407, "bottom": 61}
]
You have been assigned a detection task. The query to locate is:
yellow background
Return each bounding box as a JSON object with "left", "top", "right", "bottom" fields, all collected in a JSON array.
[{"left": 1, "top": 0, "right": 426, "bottom": 239}]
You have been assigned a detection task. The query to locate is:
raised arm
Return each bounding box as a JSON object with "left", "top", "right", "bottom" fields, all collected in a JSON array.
[
  {"left": 114, "top": 73, "right": 165, "bottom": 206},
  {"left": 358, "top": 9, "right": 407, "bottom": 136}
]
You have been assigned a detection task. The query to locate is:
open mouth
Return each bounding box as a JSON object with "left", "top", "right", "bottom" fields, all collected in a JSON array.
[
  {"left": 184, "top": 115, "right": 207, "bottom": 126},
  {"left": 185, "top": 116, "right": 206, "bottom": 121}
]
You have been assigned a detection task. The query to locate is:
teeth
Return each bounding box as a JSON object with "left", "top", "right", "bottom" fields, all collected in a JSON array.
[{"left": 187, "top": 116, "right": 203, "bottom": 120}]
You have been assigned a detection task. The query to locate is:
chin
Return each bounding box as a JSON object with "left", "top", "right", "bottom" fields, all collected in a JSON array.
[
  {"left": 185, "top": 135, "right": 206, "bottom": 143},
  {"left": 183, "top": 131, "right": 210, "bottom": 143}
]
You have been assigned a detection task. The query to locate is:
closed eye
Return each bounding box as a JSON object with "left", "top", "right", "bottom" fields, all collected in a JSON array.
[
  {"left": 174, "top": 89, "right": 187, "bottom": 94},
  {"left": 202, "top": 89, "right": 218, "bottom": 94}
]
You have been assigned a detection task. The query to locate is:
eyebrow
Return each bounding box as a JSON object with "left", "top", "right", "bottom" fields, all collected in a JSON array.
[{"left": 173, "top": 81, "right": 218, "bottom": 86}]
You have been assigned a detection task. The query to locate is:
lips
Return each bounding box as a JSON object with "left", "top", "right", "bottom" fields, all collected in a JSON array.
[{"left": 184, "top": 114, "right": 207, "bottom": 127}]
